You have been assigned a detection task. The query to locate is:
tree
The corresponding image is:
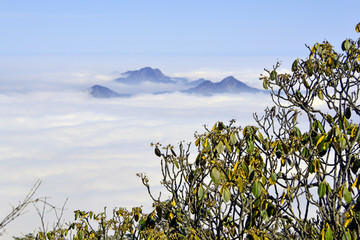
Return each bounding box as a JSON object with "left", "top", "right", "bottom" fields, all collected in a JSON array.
[{"left": 17, "top": 23, "right": 360, "bottom": 239}]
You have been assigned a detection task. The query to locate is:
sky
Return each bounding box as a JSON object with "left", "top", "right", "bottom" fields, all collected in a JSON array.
[{"left": 0, "top": 0, "right": 360, "bottom": 237}]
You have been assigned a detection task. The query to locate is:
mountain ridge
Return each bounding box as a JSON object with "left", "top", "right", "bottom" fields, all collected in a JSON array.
[{"left": 89, "top": 67, "right": 265, "bottom": 98}]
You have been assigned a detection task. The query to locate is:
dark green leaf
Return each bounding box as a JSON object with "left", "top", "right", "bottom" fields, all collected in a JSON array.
[
  {"left": 345, "top": 107, "right": 351, "bottom": 119},
  {"left": 155, "top": 147, "right": 161, "bottom": 157},
  {"left": 301, "top": 147, "right": 309, "bottom": 158},
  {"left": 252, "top": 180, "right": 262, "bottom": 198},
  {"left": 292, "top": 60, "right": 298, "bottom": 72}
]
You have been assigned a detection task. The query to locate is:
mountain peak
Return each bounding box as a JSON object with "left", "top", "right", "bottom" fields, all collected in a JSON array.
[
  {"left": 116, "top": 67, "right": 172, "bottom": 84},
  {"left": 90, "top": 85, "right": 130, "bottom": 98},
  {"left": 185, "top": 76, "right": 262, "bottom": 95}
]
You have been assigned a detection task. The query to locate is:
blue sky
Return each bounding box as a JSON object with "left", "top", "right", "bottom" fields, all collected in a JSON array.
[{"left": 1, "top": 0, "right": 360, "bottom": 82}]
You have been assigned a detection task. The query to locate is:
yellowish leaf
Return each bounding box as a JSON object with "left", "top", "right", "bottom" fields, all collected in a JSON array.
[
  {"left": 352, "top": 175, "right": 360, "bottom": 189},
  {"left": 233, "top": 161, "right": 240, "bottom": 172},
  {"left": 356, "top": 22, "right": 360, "bottom": 33}
]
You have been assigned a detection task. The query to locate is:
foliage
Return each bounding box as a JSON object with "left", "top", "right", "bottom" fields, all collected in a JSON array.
[{"left": 16, "top": 23, "right": 360, "bottom": 239}]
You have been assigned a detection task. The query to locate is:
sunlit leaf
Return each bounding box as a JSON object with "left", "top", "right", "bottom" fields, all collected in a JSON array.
[
  {"left": 230, "top": 133, "right": 237, "bottom": 145},
  {"left": 197, "top": 185, "right": 204, "bottom": 200},
  {"left": 343, "top": 187, "right": 352, "bottom": 204},
  {"left": 325, "top": 227, "right": 333, "bottom": 240},
  {"left": 222, "top": 187, "right": 231, "bottom": 202},
  {"left": 342, "top": 39, "right": 351, "bottom": 51},
  {"left": 211, "top": 168, "right": 221, "bottom": 185},
  {"left": 216, "top": 141, "right": 225, "bottom": 154},
  {"left": 195, "top": 137, "right": 200, "bottom": 146},
  {"left": 340, "top": 137, "right": 347, "bottom": 149}
]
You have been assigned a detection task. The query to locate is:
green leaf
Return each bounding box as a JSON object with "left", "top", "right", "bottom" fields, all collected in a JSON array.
[
  {"left": 224, "top": 139, "right": 232, "bottom": 152},
  {"left": 308, "top": 160, "right": 315, "bottom": 173},
  {"left": 343, "top": 187, "right": 352, "bottom": 204},
  {"left": 342, "top": 39, "right": 351, "bottom": 51},
  {"left": 263, "top": 78, "right": 269, "bottom": 90},
  {"left": 342, "top": 231, "right": 352, "bottom": 240},
  {"left": 269, "top": 172, "right": 277, "bottom": 185},
  {"left": 340, "top": 137, "right": 347, "bottom": 149},
  {"left": 252, "top": 180, "right": 262, "bottom": 198},
  {"left": 222, "top": 187, "right": 231, "bottom": 202},
  {"left": 292, "top": 59, "right": 298, "bottom": 72},
  {"left": 296, "top": 90, "right": 303, "bottom": 100},
  {"left": 77, "top": 230, "right": 84, "bottom": 240},
  {"left": 301, "top": 147, "right": 309, "bottom": 158},
  {"left": 230, "top": 133, "right": 237, "bottom": 145},
  {"left": 318, "top": 181, "right": 326, "bottom": 198},
  {"left": 270, "top": 70, "right": 277, "bottom": 80},
  {"left": 216, "top": 141, "right": 225, "bottom": 154},
  {"left": 173, "top": 158, "right": 179, "bottom": 169},
  {"left": 318, "top": 90, "right": 324, "bottom": 100},
  {"left": 325, "top": 227, "right": 333, "bottom": 240},
  {"left": 211, "top": 168, "right": 221, "bottom": 185},
  {"left": 197, "top": 185, "right": 204, "bottom": 200}
]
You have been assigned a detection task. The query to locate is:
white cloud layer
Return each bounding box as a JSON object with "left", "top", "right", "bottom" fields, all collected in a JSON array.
[{"left": 0, "top": 87, "right": 272, "bottom": 237}]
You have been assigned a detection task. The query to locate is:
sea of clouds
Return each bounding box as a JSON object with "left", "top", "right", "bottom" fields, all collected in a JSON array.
[{"left": 0, "top": 71, "right": 273, "bottom": 237}]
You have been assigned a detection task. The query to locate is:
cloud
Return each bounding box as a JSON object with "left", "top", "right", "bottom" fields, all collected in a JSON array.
[{"left": 0, "top": 87, "right": 271, "bottom": 237}]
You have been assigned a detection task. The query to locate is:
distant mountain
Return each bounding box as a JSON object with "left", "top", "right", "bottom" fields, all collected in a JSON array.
[
  {"left": 88, "top": 67, "right": 264, "bottom": 98},
  {"left": 115, "top": 67, "right": 175, "bottom": 84},
  {"left": 187, "top": 78, "right": 207, "bottom": 87},
  {"left": 89, "top": 85, "right": 130, "bottom": 98},
  {"left": 184, "top": 76, "right": 262, "bottom": 95}
]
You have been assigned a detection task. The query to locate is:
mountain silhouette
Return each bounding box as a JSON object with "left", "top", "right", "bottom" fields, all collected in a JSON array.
[
  {"left": 88, "top": 68, "right": 264, "bottom": 98},
  {"left": 89, "top": 85, "right": 130, "bottom": 98},
  {"left": 184, "top": 76, "right": 262, "bottom": 95},
  {"left": 115, "top": 67, "right": 174, "bottom": 84}
]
